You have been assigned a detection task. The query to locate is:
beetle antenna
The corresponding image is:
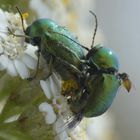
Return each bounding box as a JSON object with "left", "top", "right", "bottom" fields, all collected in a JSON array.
[
  {"left": 15, "top": 6, "right": 26, "bottom": 33},
  {"left": 49, "top": 31, "right": 89, "bottom": 51},
  {"left": 89, "top": 10, "right": 98, "bottom": 48}
]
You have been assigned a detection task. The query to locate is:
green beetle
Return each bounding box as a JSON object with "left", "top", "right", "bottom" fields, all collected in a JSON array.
[
  {"left": 69, "top": 74, "right": 121, "bottom": 116},
  {"left": 13, "top": 7, "right": 87, "bottom": 80},
  {"left": 25, "top": 18, "right": 87, "bottom": 80},
  {"left": 83, "top": 74, "right": 121, "bottom": 117}
]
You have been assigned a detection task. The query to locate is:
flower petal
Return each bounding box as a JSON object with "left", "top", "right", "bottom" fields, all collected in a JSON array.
[
  {"left": 22, "top": 53, "right": 37, "bottom": 70},
  {"left": 25, "top": 44, "right": 38, "bottom": 59},
  {"left": 50, "top": 73, "right": 61, "bottom": 97},
  {"left": 7, "top": 60, "right": 17, "bottom": 76},
  {"left": 14, "top": 59, "right": 30, "bottom": 79},
  {"left": 40, "top": 80, "right": 52, "bottom": 99},
  {"left": 0, "top": 9, "right": 8, "bottom": 38},
  {"left": 53, "top": 73, "right": 61, "bottom": 89},
  {"left": 54, "top": 117, "right": 70, "bottom": 140},
  {"left": 39, "top": 102, "right": 56, "bottom": 124},
  {"left": 46, "top": 108, "right": 57, "bottom": 124},
  {"left": 4, "top": 114, "right": 20, "bottom": 123}
]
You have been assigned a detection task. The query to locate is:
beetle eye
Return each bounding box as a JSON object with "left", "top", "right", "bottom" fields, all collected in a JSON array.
[{"left": 31, "top": 37, "right": 41, "bottom": 46}]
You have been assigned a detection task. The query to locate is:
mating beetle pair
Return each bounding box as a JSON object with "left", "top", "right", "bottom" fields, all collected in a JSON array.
[{"left": 14, "top": 7, "right": 131, "bottom": 128}]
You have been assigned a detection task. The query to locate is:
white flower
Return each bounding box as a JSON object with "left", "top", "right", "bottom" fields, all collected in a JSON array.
[
  {"left": 54, "top": 117, "right": 71, "bottom": 140},
  {"left": 40, "top": 73, "right": 61, "bottom": 99},
  {"left": 39, "top": 73, "right": 74, "bottom": 139},
  {"left": 0, "top": 9, "right": 37, "bottom": 79},
  {"left": 39, "top": 73, "right": 60, "bottom": 124},
  {"left": 39, "top": 102, "right": 57, "bottom": 124}
]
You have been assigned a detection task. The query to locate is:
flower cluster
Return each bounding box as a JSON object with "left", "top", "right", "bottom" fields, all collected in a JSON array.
[
  {"left": 39, "top": 73, "right": 73, "bottom": 140},
  {"left": 0, "top": 9, "right": 37, "bottom": 79}
]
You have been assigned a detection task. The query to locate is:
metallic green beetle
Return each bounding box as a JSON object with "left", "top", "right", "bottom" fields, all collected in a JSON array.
[
  {"left": 70, "top": 74, "right": 121, "bottom": 116},
  {"left": 25, "top": 19, "right": 87, "bottom": 80},
  {"left": 10, "top": 7, "right": 86, "bottom": 81},
  {"left": 84, "top": 74, "right": 121, "bottom": 117}
]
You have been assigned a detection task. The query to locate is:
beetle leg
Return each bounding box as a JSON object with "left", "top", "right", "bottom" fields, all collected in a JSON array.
[
  {"left": 43, "top": 56, "right": 54, "bottom": 79},
  {"left": 27, "top": 49, "right": 41, "bottom": 81},
  {"left": 86, "top": 61, "right": 100, "bottom": 75}
]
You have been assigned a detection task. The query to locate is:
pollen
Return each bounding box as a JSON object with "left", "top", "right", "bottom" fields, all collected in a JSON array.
[
  {"left": 22, "top": 12, "right": 29, "bottom": 20},
  {"left": 61, "top": 79, "right": 80, "bottom": 95}
]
